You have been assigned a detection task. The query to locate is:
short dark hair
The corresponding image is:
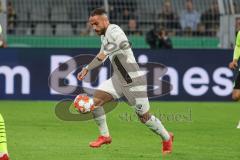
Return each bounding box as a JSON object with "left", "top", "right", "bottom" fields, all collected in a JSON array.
[{"left": 90, "top": 8, "right": 107, "bottom": 17}]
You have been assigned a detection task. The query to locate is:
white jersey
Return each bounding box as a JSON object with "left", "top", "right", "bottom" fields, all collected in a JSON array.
[
  {"left": 97, "top": 24, "right": 149, "bottom": 113},
  {"left": 100, "top": 24, "right": 143, "bottom": 85},
  {"left": 100, "top": 24, "right": 133, "bottom": 60}
]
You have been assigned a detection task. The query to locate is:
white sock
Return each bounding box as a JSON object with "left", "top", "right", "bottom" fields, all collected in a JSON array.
[
  {"left": 0, "top": 153, "right": 8, "bottom": 157},
  {"left": 92, "top": 106, "right": 110, "bottom": 137},
  {"left": 145, "top": 115, "right": 170, "bottom": 141}
]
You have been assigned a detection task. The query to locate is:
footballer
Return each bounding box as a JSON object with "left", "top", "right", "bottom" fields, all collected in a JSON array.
[
  {"left": 0, "top": 114, "right": 9, "bottom": 160},
  {"left": 229, "top": 31, "right": 240, "bottom": 128},
  {"left": 77, "top": 8, "right": 173, "bottom": 154}
]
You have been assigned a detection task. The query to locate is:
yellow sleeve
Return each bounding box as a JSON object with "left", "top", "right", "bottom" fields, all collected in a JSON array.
[{"left": 234, "top": 31, "right": 240, "bottom": 60}]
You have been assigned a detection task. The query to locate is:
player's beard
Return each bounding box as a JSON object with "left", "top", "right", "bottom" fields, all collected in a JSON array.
[{"left": 95, "top": 28, "right": 106, "bottom": 36}]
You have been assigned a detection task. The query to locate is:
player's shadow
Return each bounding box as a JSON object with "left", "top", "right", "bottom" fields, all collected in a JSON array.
[{"left": 55, "top": 98, "right": 119, "bottom": 121}]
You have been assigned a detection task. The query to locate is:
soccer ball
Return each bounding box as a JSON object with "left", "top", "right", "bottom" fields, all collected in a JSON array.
[{"left": 74, "top": 94, "right": 95, "bottom": 113}]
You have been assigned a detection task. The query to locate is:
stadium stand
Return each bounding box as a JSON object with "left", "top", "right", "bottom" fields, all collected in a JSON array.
[{"left": 2, "top": 0, "right": 240, "bottom": 48}]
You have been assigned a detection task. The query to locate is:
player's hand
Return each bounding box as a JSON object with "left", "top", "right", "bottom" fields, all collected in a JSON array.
[
  {"left": 77, "top": 68, "right": 88, "bottom": 80},
  {"left": 229, "top": 60, "right": 238, "bottom": 70}
]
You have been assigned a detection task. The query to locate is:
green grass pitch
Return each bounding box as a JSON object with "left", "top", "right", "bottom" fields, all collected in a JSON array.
[{"left": 0, "top": 101, "right": 240, "bottom": 160}]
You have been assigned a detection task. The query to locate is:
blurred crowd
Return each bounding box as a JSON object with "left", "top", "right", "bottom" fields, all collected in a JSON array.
[
  {"left": 3, "top": 0, "right": 223, "bottom": 44},
  {"left": 3, "top": 0, "right": 222, "bottom": 38},
  {"left": 107, "top": 0, "right": 220, "bottom": 37},
  {"left": 145, "top": 0, "right": 220, "bottom": 49}
]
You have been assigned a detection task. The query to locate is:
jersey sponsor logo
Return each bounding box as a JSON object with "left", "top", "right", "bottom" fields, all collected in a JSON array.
[{"left": 103, "top": 40, "right": 132, "bottom": 55}]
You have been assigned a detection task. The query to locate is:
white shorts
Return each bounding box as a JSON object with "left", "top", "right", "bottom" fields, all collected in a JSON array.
[
  {"left": 97, "top": 77, "right": 150, "bottom": 115},
  {"left": 97, "top": 78, "right": 123, "bottom": 99}
]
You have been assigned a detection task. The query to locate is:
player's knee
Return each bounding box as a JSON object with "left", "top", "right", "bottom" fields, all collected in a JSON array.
[
  {"left": 137, "top": 112, "right": 151, "bottom": 123},
  {"left": 232, "top": 93, "right": 240, "bottom": 101},
  {"left": 93, "top": 97, "right": 105, "bottom": 106}
]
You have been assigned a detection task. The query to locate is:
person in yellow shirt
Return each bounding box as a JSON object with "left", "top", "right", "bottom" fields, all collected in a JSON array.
[
  {"left": 0, "top": 114, "right": 9, "bottom": 160},
  {"left": 229, "top": 31, "right": 240, "bottom": 128}
]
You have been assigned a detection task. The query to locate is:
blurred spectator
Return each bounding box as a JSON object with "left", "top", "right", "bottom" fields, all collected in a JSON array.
[
  {"left": 122, "top": 8, "right": 131, "bottom": 21},
  {"left": 158, "top": 27, "right": 173, "bottom": 49},
  {"left": 146, "top": 26, "right": 172, "bottom": 49},
  {"left": 0, "top": 0, "right": 7, "bottom": 37},
  {"left": 109, "top": 0, "right": 137, "bottom": 24},
  {"left": 158, "top": 0, "right": 180, "bottom": 34},
  {"left": 235, "top": 17, "right": 240, "bottom": 36},
  {"left": 180, "top": 0, "right": 200, "bottom": 31},
  {"left": 125, "top": 0, "right": 137, "bottom": 13},
  {"left": 119, "top": 0, "right": 137, "bottom": 17},
  {"left": 0, "top": 35, "right": 7, "bottom": 48},
  {"left": 193, "top": 23, "right": 209, "bottom": 36},
  {"left": 182, "top": 26, "right": 193, "bottom": 36},
  {"left": 80, "top": 22, "right": 95, "bottom": 36},
  {"left": 7, "top": 1, "right": 16, "bottom": 34},
  {"left": 121, "top": 8, "right": 137, "bottom": 25},
  {"left": 126, "top": 18, "right": 141, "bottom": 36},
  {"left": 0, "top": 35, "right": 6, "bottom": 48},
  {"left": 146, "top": 25, "right": 159, "bottom": 49},
  {"left": 0, "top": 0, "right": 3, "bottom": 13},
  {"left": 0, "top": 25, "right": 7, "bottom": 48},
  {"left": 201, "top": 0, "right": 220, "bottom": 36},
  {"left": 234, "top": 2, "right": 240, "bottom": 14},
  {"left": 109, "top": 4, "right": 118, "bottom": 22},
  {"left": 87, "top": 0, "right": 103, "bottom": 15}
]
